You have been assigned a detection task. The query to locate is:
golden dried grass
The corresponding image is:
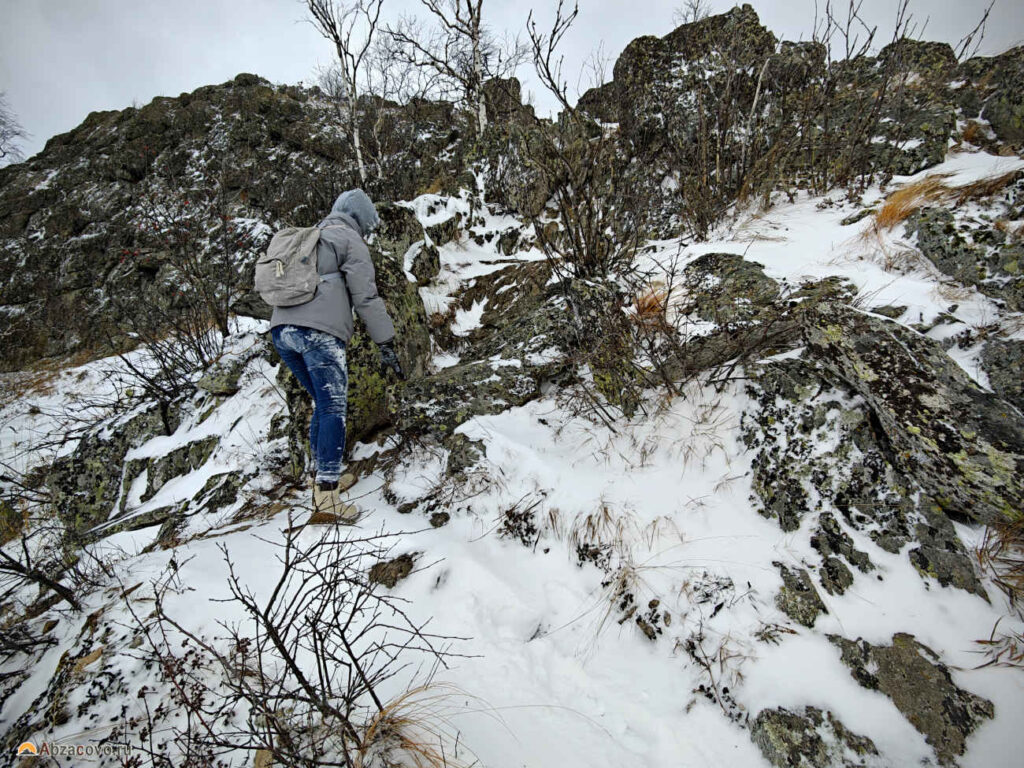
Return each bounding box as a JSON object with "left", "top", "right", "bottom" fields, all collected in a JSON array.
[
  {"left": 871, "top": 174, "right": 953, "bottom": 231},
  {"left": 868, "top": 169, "right": 1022, "bottom": 234},
  {"left": 974, "top": 516, "right": 1024, "bottom": 669},
  {"left": 357, "top": 684, "right": 484, "bottom": 768},
  {"left": 960, "top": 121, "right": 985, "bottom": 146},
  {"left": 631, "top": 283, "right": 669, "bottom": 330}
]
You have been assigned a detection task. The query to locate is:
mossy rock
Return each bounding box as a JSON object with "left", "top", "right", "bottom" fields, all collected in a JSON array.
[
  {"left": 47, "top": 405, "right": 173, "bottom": 536},
  {"left": 684, "top": 252, "right": 780, "bottom": 324},
  {"left": 959, "top": 46, "right": 1024, "bottom": 144},
  {"left": 751, "top": 706, "right": 879, "bottom": 768},
  {"left": 829, "top": 633, "right": 994, "bottom": 765},
  {"left": 802, "top": 303, "right": 1024, "bottom": 524},
  {"left": 980, "top": 337, "right": 1024, "bottom": 411},
  {"left": 773, "top": 562, "right": 827, "bottom": 627}
]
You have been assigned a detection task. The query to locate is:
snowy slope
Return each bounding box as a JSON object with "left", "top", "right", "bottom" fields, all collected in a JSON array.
[{"left": 1, "top": 149, "right": 1022, "bottom": 767}]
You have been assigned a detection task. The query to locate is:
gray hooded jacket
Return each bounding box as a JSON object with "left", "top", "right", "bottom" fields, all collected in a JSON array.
[{"left": 269, "top": 191, "right": 395, "bottom": 345}]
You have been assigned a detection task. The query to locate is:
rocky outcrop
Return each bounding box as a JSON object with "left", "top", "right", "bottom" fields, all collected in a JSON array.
[
  {"left": 829, "top": 633, "right": 994, "bottom": 765},
  {"left": 47, "top": 406, "right": 173, "bottom": 535},
  {"left": 751, "top": 707, "right": 880, "bottom": 768},
  {"left": 958, "top": 45, "right": 1024, "bottom": 146},
  {"left": 981, "top": 337, "right": 1024, "bottom": 411},
  {"left": 0, "top": 75, "right": 473, "bottom": 371},
  {"left": 774, "top": 563, "right": 828, "bottom": 627},
  {"left": 802, "top": 303, "right": 1024, "bottom": 525},
  {"left": 389, "top": 259, "right": 566, "bottom": 440},
  {"left": 742, "top": 354, "right": 985, "bottom": 599},
  {"left": 906, "top": 200, "right": 1024, "bottom": 313}
]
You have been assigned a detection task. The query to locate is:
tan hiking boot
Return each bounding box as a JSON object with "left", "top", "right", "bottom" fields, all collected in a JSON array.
[
  {"left": 337, "top": 472, "right": 357, "bottom": 492},
  {"left": 311, "top": 482, "right": 361, "bottom": 525}
]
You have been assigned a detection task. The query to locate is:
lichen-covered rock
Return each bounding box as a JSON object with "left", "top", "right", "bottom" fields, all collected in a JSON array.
[
  {"left": 829, "top": 633, "right": 994, "bottom": 765},
  {"left": 906, "top": 204, "right": 1024, "bottom": 312},
  {"left": 368, "top": 553, "right": 416, "bottom": 589},
  {"left": 980, "top": 337, "right": 1024, "bottom": 411},
  {"left": 684, "top": 252, "right": 780, "bottom": 325},
  {"left": 666, "top": 263, "right": 857, "bottom": 383},
  {"left": 482, "top": 77, "right": 534, "bottom": 125},
  {"left": 409, "top": 242, "right": 440, "bottom": 285},
  {"left": 445, "top": 433, "right": 485, "bottom": 477},
  {"left": 751, "top": 706, "right": 880, "bottom": 768},
  {"left": 802, "top": 303, "right": 1024, "bottom": 524},
  {"left": 774, "top": 562, "right": 827, "bottom": 627},
  {"left": 47, "top": 405, "right": 172, "bottom": 535},
  {"left": 424, "top": 212, "right": 462, "bottom": 247},
  {"left": 612, "top": 5, "right": 776, "bottom": 153},
  {"left": 811, "top": 513, "right": 874, "bottom": 575},
  {"left": 197, "top": 351, "right": 254, "bottom": 395},
  {"left": 389, "top": 259, "right": 568, "bottom": 438},
  {"left": 743, "top": 355, "right": 983, "bottom": 598},
  {"left": 138, "top": 436, "right": 218, "bottom": 502},
  {"left": 958, "top": 45, "right": 1024, "bottom": 145},
  {"left": 390, "top": 359, "right": 540, "bottom": 436},
  {"left": 0, "top": 74, "right": 465, "bottom": 371},
  {"left": 819, "top": 557, "right": 855, "bottom": 596},
  {"left": 908, "top": 500, "right": 987, "bottom": 598},
  {"left": 741, "top": 357, "right": 914, "bottom": 543}
]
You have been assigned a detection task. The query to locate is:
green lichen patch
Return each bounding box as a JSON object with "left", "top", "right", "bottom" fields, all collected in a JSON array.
[
  {"left": 774, "top": 562, "right": 828, "bottom": 627},
  {"left": 751, "top": 706, "right": 880, "bottom": 768},
  {"left": 829, "top": 633, "right": 994, "bottom": 765},
  {"left": 802, "top": 303, "right": 1024, "bottom": 525}
]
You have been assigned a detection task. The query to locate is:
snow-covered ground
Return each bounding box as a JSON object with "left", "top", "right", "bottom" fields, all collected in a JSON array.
[{"left": 2, "top": 148, "right": 1022, "bottom": 767}]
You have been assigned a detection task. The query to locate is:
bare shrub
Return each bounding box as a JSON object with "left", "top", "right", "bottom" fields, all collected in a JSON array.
[
  {"left": 108, "top": 158, "right": 269, "bottom": 412},
  {"left": 112, "top": 516, "right": 466, "bottom": 767}
]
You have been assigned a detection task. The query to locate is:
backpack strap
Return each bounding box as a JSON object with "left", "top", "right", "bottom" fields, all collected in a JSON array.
[{"left": 317, "top": 226, "right": 350, "bottom": 284}]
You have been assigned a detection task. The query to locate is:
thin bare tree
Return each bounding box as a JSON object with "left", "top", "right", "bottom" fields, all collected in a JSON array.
[
  {"left": 672, "top": 0, "right": 712, "bottom": 27},
  {"left": 387, "top": 0, "right": 527, "bottom": 136},
  {"left": 0, "top": 91, "right": 28, "bottom": 165},
  {"left": 304, "top": 0, "right": 385, "bottom": 184}
]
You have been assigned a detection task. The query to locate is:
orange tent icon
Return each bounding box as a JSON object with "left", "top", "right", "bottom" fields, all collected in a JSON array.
[{"left": 16, "top": 742, "right": 38, "bottom": 755}]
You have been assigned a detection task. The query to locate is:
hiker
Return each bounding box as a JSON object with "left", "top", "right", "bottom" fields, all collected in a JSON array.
[{"left": 266, "top": 189, "right": 404, "bottom": 522}]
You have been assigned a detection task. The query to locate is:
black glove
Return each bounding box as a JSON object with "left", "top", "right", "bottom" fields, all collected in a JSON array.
[{"left": 378, "top": 339, "right": 406, "bottom": 380}]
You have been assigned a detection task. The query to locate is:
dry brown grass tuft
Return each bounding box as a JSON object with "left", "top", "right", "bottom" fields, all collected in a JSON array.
[
  {"left": 568, "top": 505, "right": 637, "bottom": 552},
  {"left": 871, "top": 174, "right": 953, "bottom": 231},
  {"left": 974, "top": 516, "right": 1024, "bottom": 669},
  {"left": 975, "top": 621, "right": 1024, "bottom": 669},
  {"left": 869, "top": 169, "right": 1022, "bottom": 234},
  {"left": 954, "top": 171, "right": 1021, "bottom": 203},
  {"left": 994, "top": 219, "right": 1024, "bottom": 242},
  {"left": 976, "top": 516, "right": 1024, "bottom": 610},
  {"left": 631, "top": 283, "right": 669, "bottom": 329},
  {"left": 960, "top": 120, "right": 986, "bottom": 146},
  {"left": 357, "top": 684, "right": 483, "bottom": 768}
]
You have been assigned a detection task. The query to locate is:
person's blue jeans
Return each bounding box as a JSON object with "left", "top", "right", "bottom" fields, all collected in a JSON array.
[{"left": 271, "top": 325, "right": 348, "bottom": 485}]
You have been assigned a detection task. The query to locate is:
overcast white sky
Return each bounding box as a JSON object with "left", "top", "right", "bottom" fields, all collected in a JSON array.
[{"left": 2, "top": 0, "right": 1021, "bottom": 161}]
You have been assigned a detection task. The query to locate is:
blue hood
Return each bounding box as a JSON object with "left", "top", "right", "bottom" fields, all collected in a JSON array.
[{"left": 330, "top": 189, "right": 380, "bottom": 237}]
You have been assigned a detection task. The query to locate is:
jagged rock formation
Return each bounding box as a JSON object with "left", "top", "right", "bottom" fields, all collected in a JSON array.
[
  {"left": 0, "top": 73, "right": 466, "bottom": 371},
  {"left": 579, "top": 4, "right": 1024, "bottom": 236},
  {"left": 905, "top": 178, "right": 1024, "bottom": 313}
]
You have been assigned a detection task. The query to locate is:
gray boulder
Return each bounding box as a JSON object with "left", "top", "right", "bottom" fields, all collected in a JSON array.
[
  {"left": 802, "top": 303, "right": 1024, "bottom": 524},
  {"left": 751, "top": 706, "right": 880, "bottom": 768},
  {"left": 829, "top": 633, "right": 994, "bottom": 766}
]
